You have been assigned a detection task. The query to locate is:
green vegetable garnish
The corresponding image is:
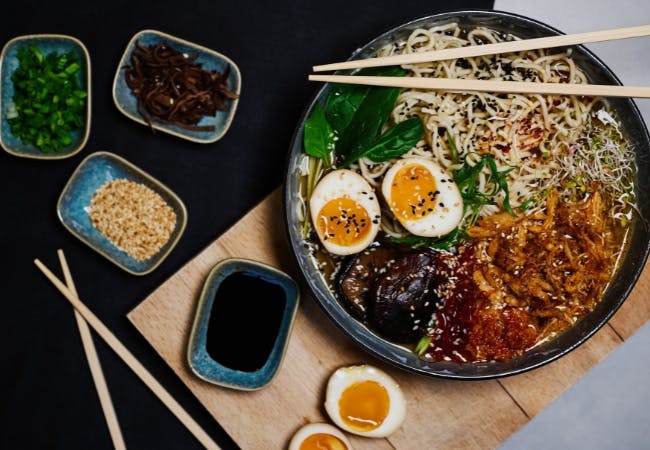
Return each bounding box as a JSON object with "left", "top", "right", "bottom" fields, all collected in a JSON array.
[
  {"left": 518, "top": 198, "right": 536, "bottom": 212},
  {"left": 336, "top": 80, "right": 403, "bottom": 165},
  {"left": 414, "top": 335, "right": 433, "bottom": 356},
  {"left": 347, "top": 116, "right": 423, "bottom": 165},
  {"left": 7, "top": 45, "right": 86, "bottom": 153},
  {"left": 303, "top": 103, "right": 334, "bottom": 167},
  {"left": 303, "top": 66, "right": 424, "bottom": 168},
  {"left": 445, "top": 130, "right": 460, "bottom": 165},
  {"left": 387, "top": 227, "right": 467, "bottom": 251},
  {"left": 325, "top": 66, "right": 403, "bottom": 134},
  {"left": 454, "top": 153, "right": 515, "bottom": 226}
]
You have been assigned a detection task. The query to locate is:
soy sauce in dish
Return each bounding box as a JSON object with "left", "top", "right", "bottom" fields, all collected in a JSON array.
[{"left": 205, "top": 271, "right": 286, "bottom": 372}]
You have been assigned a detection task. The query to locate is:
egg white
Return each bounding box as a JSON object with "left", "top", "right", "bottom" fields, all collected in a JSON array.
[
  {"left": 310, "top": 169, "right": 381, "bottom": 255},
  {"left": 381, "top": 157, "right": 463, "bottom": 237},
  {"left": 288, "top": 423, "right": 352, "bottom": 450},
  {"left": 324, "top": 365, "right": 406, "bottom": 438}
]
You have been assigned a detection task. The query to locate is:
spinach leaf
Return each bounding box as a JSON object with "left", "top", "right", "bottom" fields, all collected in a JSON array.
[
  {"left": 336, "top": 85, "right": 401, "bottom": 163},
  {"left": 325, "top": 66, "right": 404, "bottom": 134},
  {"left": 344, "top": 116, "right": 423, "bottom": 166},
  {"left": 303, "top": 102, "right": 334, "bottom": 166}
]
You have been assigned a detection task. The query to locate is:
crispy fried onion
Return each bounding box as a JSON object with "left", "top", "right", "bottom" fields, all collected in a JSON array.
[{"left": 467, "top": 188, "right": 618, "bottom": 352}]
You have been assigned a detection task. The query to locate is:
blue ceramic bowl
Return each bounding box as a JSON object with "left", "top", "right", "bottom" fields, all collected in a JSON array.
[
  {"left": 112, "top": 29, "right": 241, "bottom": 143},
  {"left": 0, "top": 34, "right": 91, "bottom": 159},
  {"left": 57, "top": 151, "right": 187, "bottom": 275},
  {"left": 187, "top": 258, "right": 299, "bottom": 390}
]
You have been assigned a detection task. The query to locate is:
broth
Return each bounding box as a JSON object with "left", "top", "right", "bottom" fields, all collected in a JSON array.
[{"left": 206, "top": 271, "right": 286, "bottom": 372}]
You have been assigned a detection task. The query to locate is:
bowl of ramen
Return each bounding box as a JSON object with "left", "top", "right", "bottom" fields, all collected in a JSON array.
[{"left": 283, "top": 10, "right": 650, "bottom": 379}]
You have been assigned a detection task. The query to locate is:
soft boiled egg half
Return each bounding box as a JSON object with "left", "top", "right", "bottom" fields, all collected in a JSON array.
[
  {"left": 310, "top": 169, "right": 381, "bottom": 255},
  {"left": 381, "top": 156, "right": 463, "bottom": 237},
  {"left": 325, "top": 365, "right": 406, "bottom": 438},
  {"left": 288, "top": 423, "right": 353, "bottom": 450}
]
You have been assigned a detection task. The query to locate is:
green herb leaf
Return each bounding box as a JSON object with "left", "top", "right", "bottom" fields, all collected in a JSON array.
[
  {"left": 518, "top": 198, "right": 535, "bottom": 211},
  {"left": 325, "top": 66, "right": 404, "bottom": 134},
  {"left": 346, "top": 116, "right": 423, "bottom": 164},
  {"left": 445, "top": 130, "right": 460, "bottom": 165},
  {"left": 337, "top": 87, "right": 402, "bottom": 164},
  {"left": 335, "top": 68, "right": 405, "bottom": 164},
  {"left": 453, "top": 153, "right": 516, "bottom": 226},
  {"left": 303, "top": 103, "right": 334, "bottom": 167},
  {"left": 414, "top": 335, "right": 433, "bottom": 356},
  {"left": 387, "top": 227, "right": 467, "bottom": 251}
]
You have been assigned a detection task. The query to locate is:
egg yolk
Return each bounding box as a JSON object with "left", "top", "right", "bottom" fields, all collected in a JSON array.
[
  {"left": 389, "top": 164, "right": 439, "bottom": 221},
  {"left": 316, "top": 197, "right": 371, "bottom": 247},
  {"left": 299, "top": 433, "right": 348, "bottom": 450},
  {"left": 338, "top": 380, "right": 390, "bottom": 432}
]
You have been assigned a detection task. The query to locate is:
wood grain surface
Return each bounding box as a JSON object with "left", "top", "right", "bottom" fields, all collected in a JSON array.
[{"left": 128, "top": 188, "right": 650, "bottom": 449}]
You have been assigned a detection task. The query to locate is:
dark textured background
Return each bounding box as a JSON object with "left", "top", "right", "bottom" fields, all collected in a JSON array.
[{"left": 0, "top": 1, "right": 492, "bottom": 448}]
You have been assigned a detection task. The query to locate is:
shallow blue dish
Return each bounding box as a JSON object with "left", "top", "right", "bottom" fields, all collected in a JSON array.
[
  {"left": 0, "top": 34, "right": 91, "bottom": 159},
  {"left": 187, "top": 258, "right": 299, "bottom": 390},
  {"left": 112, "top": 29, "right": 241, "bottom": 143},
  {"left": 57, "top": 151, "right": 187, "bottom": 275}
]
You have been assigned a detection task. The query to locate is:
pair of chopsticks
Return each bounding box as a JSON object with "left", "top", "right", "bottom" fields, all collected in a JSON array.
[
  {"left": 34, "top": 251, "right": 220, "bottom": 450},
  {"left": 309, "top": 24, "right": 650, "bottom": 98}
]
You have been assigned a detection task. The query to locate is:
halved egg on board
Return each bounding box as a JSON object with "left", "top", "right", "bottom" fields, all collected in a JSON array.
[
  {"left": 381, "top": 156, "right": 463, "bottom": 237},
  {"left": 288, "top": 423, "right": 353, "bottom": 450},
  {"left": 324, "top": 365, "right": 406, "bottom": 438},
  {"left": 310, "top": 169, "right": 381, "bottom": 255}
]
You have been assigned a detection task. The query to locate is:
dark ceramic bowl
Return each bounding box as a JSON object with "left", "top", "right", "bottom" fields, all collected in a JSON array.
[{"left": 283, "top": 10, "right": 650, "bottom": 379}]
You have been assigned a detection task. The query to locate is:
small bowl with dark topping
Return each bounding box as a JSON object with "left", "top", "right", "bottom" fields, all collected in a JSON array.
[
  {"left": 0, "top": 34, "right": 91, "bottom": 159},
  {"left": 112, "top": 29, "right": 241, "bottom": 143}
]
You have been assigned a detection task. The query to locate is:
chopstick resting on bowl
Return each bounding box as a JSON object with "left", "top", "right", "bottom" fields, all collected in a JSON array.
[
  {"left": 34, "top": 251, "right": 221, "bottom": 450},
  {"left": 308, "top": 74, "right": 650, "bottom": 98},
  {"left": 57, "top": 250, "right": 126, "bottom": 450},
  {"left": 312, "top": 24, "right": 650, "bottom": 71}
]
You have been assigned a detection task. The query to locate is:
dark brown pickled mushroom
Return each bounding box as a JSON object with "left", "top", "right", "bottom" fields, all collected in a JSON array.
[
  {"left": 368, "top": 251, "right": 442, "bottom": 343},
  {"left": 336, "top": 245, "right": 401, "bottom": 320},
  {"left": 124, "top": 40, "right": 239, "bottom": 132}
]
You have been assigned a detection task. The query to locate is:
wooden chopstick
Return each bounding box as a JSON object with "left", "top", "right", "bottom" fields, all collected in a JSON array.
[
  {"left": 313, "top": 24, "right": 650, "bottom": 72},
  {"left": 308, "top": 74, "right": 650, "bottom": 98},
  {"left": 58, "top": 250, "right": 126, "bottom": 450},
  {"left": 34, "top": 253, "right": 221, "bottom": 450}
]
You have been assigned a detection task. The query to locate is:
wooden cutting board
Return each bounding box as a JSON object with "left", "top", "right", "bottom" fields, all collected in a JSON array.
[{"left": 128, "top": 187, "right": 650, "bottom": 449}]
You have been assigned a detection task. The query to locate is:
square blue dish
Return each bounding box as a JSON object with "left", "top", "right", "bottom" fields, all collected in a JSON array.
[
  {"left": 57, "top": 151, "right": 187, "bottom": 275},
  {"left": 112, "top": 29, "right": 241, "bottom": 143},
  {"left": 187, "top": 258, "right": 299, "bottom": 390},
  {"left": 0, "top": 34, "right": 91, "bottom": 159}
]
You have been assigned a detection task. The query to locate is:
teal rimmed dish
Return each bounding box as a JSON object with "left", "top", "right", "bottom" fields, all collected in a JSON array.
[
  {"left": 187, "top": 258, "right": 299, "bottom": 390},
  {"left": 0, "top": 34, "right": 91, "bottom": 159},
  {"left": 112, "top": 29, "right": 241, "bottom": 143},
  {"left": 57, "top": 151, "right": 187, "bottom": 275}
]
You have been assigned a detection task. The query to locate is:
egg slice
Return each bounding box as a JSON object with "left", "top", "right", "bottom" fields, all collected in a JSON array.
[
  {"left": 288, "top": 423, "right": 353, "bottom": 450},
  {"left": 381, "top": 157, "right": 463, "bottom": 237},
  {"left": 325, "top": 365, "right": 406, "bottom": 438},
  {"left": 310, "top": 169, "right": 381, "bottom": 255}
]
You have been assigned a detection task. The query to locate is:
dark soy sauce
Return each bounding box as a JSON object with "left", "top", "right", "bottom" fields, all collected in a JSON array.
[{"left": 206, "top": 271, "right": 286, "bottom": 372}]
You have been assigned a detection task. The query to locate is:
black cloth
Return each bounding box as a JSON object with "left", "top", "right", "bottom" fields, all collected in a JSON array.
[{"left": 0, "top": 1, "right": 493, "bottom": 448}]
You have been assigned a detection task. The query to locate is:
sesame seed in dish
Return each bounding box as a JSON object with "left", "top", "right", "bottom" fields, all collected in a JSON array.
[{"left": 88, "top": 179, "right": 177, "bottom": 261}]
